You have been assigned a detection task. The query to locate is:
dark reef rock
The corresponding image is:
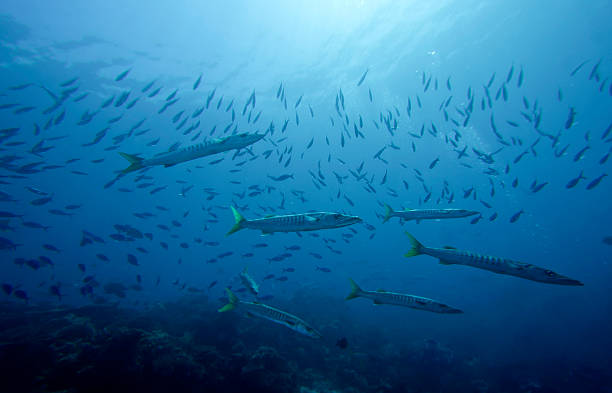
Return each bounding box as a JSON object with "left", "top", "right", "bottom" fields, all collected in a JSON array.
[{"left": 0, "top": 301, "right": 610, "bottom": 393}]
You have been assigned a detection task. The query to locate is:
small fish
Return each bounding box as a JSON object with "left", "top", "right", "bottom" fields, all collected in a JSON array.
[
  {"left": 565, "top": 107, "right": 576, "bottom": 129},
  {"left": 585, "top": 174, "right": 607, "bottom": 190},
  {"left": 239, "top": 267, "right": 259, "bottom": 296},
  {"left": 268, "top": 174, "right": 294, "bottom": 181},
  {"left": 49, "top": 284, "right": 62, "bottom": 300},
  {"left": 49, "top": 209, "right": 73, "bottom": 217},
  {"left": 566, "top": 171, "right": 586, "bottom": 189},
  {"left": 570, "top": 60, "right": 589, "bottom": 76},
  {"left": 30, "top": 196, "right": 53, "bottom": 206},
  {"left": 285, "top": 245, "right": 301, "bottom": 251},
  {"left": 43, "top": 244, "right": 61, "bottom": 253},
  {"left": 193, "top": 73, "right": 202, "bottom": 90},
  {"left": 1, "top": 283, "right": 13, "bottom": 296},
  {"left": 14, "top": 289, "right": 29, "bottom": 303},
  {"left": 574, "top": 146, "right": 589, "bottom": 162},
  {"left": 531, "top": 181, "right": 548, "bottom": 193},
  {"left": 509, "top": 210, "right": 524, "bottom": 223},
  {"left": 95, "top": 253, "right": 109, "bottom": 262},
  {"left": 115, "top": 68, "right": 131, "bottom": 82},
  {"left": 357, "top": 68, "right": 369, "bottom": 87},
  {"left": 336, "top": 337, "right": 349, "bottom": 349},
  {"left": 127, "top": 254, "right": 139, "bottom": 266}
]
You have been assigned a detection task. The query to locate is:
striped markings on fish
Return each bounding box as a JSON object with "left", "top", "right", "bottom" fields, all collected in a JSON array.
[
  {"left": 404, "top": 232, "right": 582, "bottom": 286},
  {"left": 118, "top": 132, "right": 265, "bottom": 174},
  {"left": 383, "top": 204, "right": 478, "bottom": 223},
  {"left": 226, "top": 206, "right": 362, "bottom": 236},
  {"left": 218, "top": 288, "right": 321, "bottom": 338},
  {"left": 346, "top": 278, "right": 463, "bottom": 314}
]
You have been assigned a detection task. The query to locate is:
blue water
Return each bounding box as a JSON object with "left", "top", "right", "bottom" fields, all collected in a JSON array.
[{"left": 0, "top": 1, "right": 611, "bottom": 392}]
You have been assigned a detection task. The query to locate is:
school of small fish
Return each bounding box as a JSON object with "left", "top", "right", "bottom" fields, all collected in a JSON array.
[{"left": 1, "top": 58, "right": 610, "bottom": 338}]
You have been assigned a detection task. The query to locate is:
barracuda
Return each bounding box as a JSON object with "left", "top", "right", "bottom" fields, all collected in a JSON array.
[
  {"left": 118, "top": 132, "right": 265, "bottom": 173},
  {"left": 226, "top": 206, "right": 362, "bottom": 236},
  {"left": 218, "top": 288, "right": 321, "bottom": 338},
  {"left": 404, "top": 232, "right": 583, "bottom": 286},
  {"left": 346, "top": 278, "right": 463, "bottom": 313},
  {"left": 383, "top": 203, "right": 478, "bottom": 223}
]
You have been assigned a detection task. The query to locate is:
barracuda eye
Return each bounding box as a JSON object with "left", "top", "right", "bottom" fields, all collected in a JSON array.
[
  {"left": 544, "top": 270, "right": 556, "bottom": 277},
  {"left": 333, "top": 214, "right": 341, "bottom": 219}
]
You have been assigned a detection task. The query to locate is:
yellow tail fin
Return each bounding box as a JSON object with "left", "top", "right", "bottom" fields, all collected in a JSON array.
[
  {"left": 345, "top": 278, "right": 362, "bottom": 300},
  {"left": 218, "top": 288, "right": 238, "bottom": 312},
  {"left": 383, "top": 203, "right": 394, "bottom": 223},
  {"left": 226, "top": 206, "right": 247, "bottom": 236},
  {"left": 118, "top": 152, "right": 144, "bottom": 174},
  {"left": 404, "top": 232, "right": 424, "bottom": 257}
]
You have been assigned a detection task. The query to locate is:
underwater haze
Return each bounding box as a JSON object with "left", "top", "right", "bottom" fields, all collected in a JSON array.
[{"left": 0, "top": 0, "right": 611, "bottom": 392}]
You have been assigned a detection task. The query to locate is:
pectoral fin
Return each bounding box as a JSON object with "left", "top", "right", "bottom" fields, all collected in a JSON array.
[
  {"left": 438, "top": 259, "right": 453, "bottom": 265},
  {"left": 373, "top": 299, "right": 383, "bottom": 305}
]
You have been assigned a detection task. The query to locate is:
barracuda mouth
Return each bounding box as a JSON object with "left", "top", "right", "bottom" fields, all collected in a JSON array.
[
  {"left": 557, "top": 277, "right": 583, "bottom": 286},
  {"left": 336, "top": 215, "right": 362, "bottom": 226},
  {"left": 245, "top": 133, "right": 265, "bottom": 143},
  {"left": 233, "top": 133, "right": 265, "bottom": 147}
]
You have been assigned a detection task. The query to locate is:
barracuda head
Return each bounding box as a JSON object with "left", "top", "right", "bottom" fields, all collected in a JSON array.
[
  {"left": 436, "top": 303, "right": 464, "bottom": 314},
  {"left": 295, "top": 322, "right": 322, "bottom": 339},
  {"left": 539, "top": 269, "right": 583, "bottom": 286},
  {"left": 226, "top": 132, "right": 265, "bottom": 149},
  {"left": 456, "top": 209, "right": 479, "bottom": 217},
  {"left": 313, "top": 212, "right": 362, "bottom": 228}
]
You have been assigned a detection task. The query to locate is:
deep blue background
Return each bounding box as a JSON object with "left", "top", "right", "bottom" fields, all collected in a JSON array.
[{"left": 0, "top": 0, "right": 611, "bottom": 383}]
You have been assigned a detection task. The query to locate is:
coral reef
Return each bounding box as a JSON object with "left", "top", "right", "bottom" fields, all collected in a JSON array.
[{"left": 0, "top": 301, "right": 609, "bottom": 393}]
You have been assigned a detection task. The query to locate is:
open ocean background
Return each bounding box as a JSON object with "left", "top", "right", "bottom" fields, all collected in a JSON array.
[{"left": 0, "top": 1, "right": 611, "bottom": 392}]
